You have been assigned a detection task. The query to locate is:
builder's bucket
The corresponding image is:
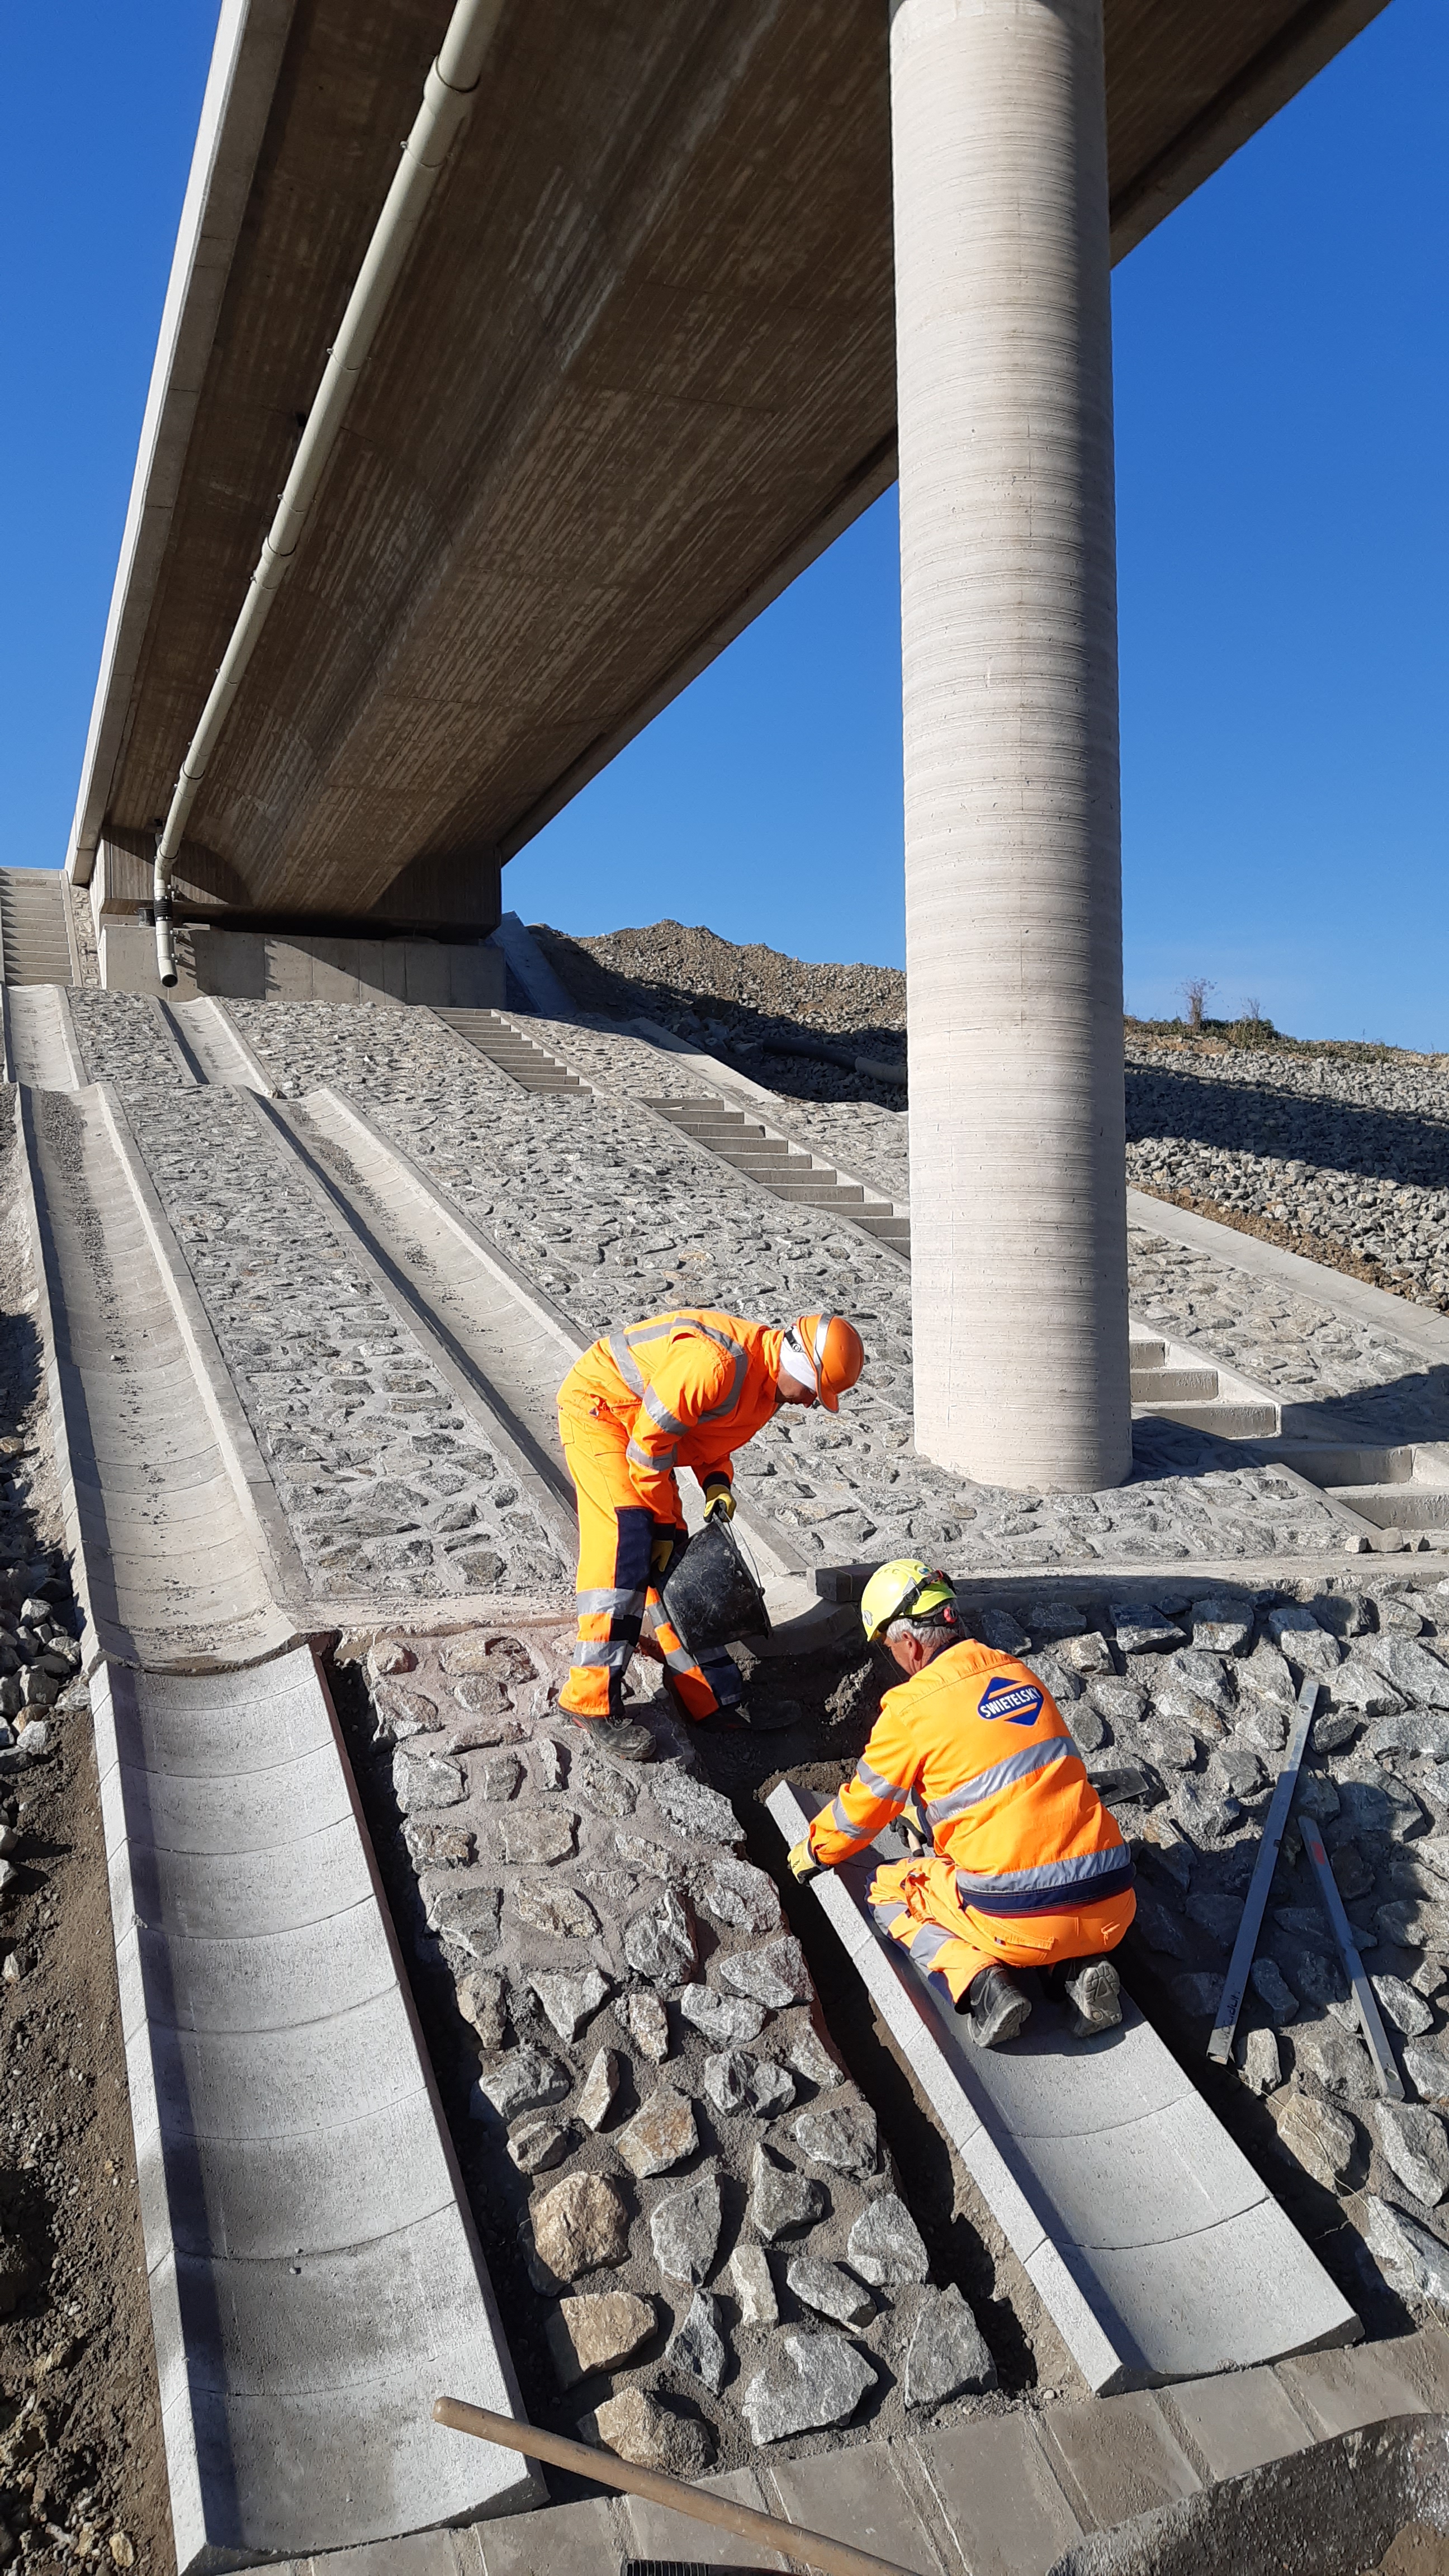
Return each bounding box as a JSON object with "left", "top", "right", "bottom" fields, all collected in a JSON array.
[{"left": 661, "top": 1517, "right": 770, "bottom": 1658}]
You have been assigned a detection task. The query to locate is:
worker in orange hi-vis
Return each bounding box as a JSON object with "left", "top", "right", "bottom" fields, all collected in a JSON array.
[
  {"left": 788, "top": 1561, "right": 1135, "bottom": 2049},
  {"left": 556, "top": 1309, "right": 865, "bottom": 1761}
]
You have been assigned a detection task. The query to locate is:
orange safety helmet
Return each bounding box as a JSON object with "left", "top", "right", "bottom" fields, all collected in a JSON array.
[{"left": 783, "top": 1313, "right": 865, "bottom": 1412}]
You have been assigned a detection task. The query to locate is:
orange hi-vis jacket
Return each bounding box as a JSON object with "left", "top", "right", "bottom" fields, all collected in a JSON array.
[
  {"left": 807, "top": 1639, "right": 1133, "bottom": 1917},
  {"left": 560, "top": 1309, "right": 785, "bottom": 1523}
]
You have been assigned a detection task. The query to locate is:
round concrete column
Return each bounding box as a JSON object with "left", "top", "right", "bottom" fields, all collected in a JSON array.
[{"left": 892, "top": 0, "right": 1130, "bottom": 1492}]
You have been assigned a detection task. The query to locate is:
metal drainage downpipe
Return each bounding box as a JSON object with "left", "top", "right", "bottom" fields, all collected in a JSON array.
[{"left": 150, "top": 0, "right": 504, "bottom": 986}]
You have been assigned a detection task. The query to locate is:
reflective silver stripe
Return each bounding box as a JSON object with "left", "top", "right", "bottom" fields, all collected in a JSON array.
[
  {"left": 689, "top": 1319, "right": 749, "bottom": 1424},
  {"left": 828, "top": 1794, "right": 856, "bottom": 1836},
  {"left": 606, "top": 1329, "right": 647, "bottom": 1394},
  {"left": 872, "top": 1900, "right": 908, "bottom": 1930},
  {"left": 924, "top": 1737, "right": 1074, "bottom": 1825},
  {"left": 856, "top": 1756, "right": 910, "bottom": 1807},
  {"left": 955, "top": 1844, "right": 1127, "bottom": 1900},
  {"left": 642, "top": 1385, "right": 687, "bottom": 1436},
  {"left": 573, "top": 1638, "right": 633, "bottom": 1670},
  {"left": 906, "top": 1921, "right": 955, "bottom": 1968},
  {"left": 575, "top": 1586, "right": 646, "bottom": 1616},
  {"left": 627, "top": 1436, "right": 677, "bottom": 1473}
]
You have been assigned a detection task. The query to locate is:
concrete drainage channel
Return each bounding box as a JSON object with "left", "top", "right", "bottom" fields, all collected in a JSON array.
[{"left": 10, "top": 984, "right": 1449, "bottom": 2570}]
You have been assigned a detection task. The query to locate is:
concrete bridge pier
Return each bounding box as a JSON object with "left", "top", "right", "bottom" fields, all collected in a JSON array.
[{"left": 892, "top": 0, "right": 1131, "bottom": 1493}]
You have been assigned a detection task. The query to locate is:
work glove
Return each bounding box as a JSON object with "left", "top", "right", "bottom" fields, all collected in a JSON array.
[
  {"left": 650, "top": 1531, "right": 679, "bottom": 1581},
  {"left": 788, "top": 1837, "right": 824, "bottom": 1885},
  {"left": 702, "top": 1477, "right": 736, "bottom": 1523}
]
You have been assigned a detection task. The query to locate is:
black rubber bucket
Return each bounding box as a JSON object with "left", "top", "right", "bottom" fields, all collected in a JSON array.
[{"left": 660, "top": 1517, "right": 770, "bottom": 1658}]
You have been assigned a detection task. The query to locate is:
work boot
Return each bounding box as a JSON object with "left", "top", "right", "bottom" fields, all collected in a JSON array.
[
  {"left": 565, "top": 1708, "right": 655, "bottom": 1764},
  {"left": 958, "top": 1964, "right": 1031, "bottom": 2049},
  {"left": 1063, "top": 1955, "right": 1122, "bottom": 2037}
]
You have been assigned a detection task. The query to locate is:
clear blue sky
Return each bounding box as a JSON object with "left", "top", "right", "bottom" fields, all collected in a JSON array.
[{"left": 2, "top": 2, "right": 1443, "bottom": 1046}]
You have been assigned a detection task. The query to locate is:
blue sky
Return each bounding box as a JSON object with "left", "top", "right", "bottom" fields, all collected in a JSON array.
[{"left": 2, "top": 2, "right": 1443, "bottom": 1045}]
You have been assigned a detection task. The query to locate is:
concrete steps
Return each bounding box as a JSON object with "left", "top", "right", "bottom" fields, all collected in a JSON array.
[
  {"left": 0, "top": 867, "right": 75, "bottom": 985},
  {"left": 647, "top": 1096, "right": 904, "bottom": 1241},
  {"left": 437, "top": 1008, "right": 585, "bottom": 1092},
  {"left": 1129, "top": 1332, "right": 1280, "bottom": 1441}
]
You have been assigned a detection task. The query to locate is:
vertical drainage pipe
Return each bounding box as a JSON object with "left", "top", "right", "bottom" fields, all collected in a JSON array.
[
  {"left": 150, "top": 0, "right": 505, "bottom": 986},
  {"left": 889, "top": 0, "right": 1130, "bottom": 1491}
]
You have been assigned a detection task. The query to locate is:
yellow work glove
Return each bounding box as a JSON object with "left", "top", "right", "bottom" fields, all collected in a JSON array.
[
  {"left": 703, "top": 1477, "right": 735, "bottom": 1523},
  {"left": 788, "top": 1837, "right": 823, "bottom": 1884},
  {"left": 650, "top": 1531, "right": 679, "bottom": 1581}
]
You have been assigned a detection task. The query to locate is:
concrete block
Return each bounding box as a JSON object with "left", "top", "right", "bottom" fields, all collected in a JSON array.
[
  {"left": 1042, "top": 2389, "right": 1201, "bottom": 2530},
  {"left": 621, "top": 2466, "right": 789, "bottom": 2568},
  {"left": 913, "top": 2414, "right": 1081, "bottom": 2576},
  {"left": 766, "top": 1782, "right": 1359, "bottom": 2391},
  {"left": 1276, "top": 2338, "right": 1432, "bottom": 2437},
  {"left": 1164, "top": 2364, "right": 1315, "bottom": 2480},
  {"left": 766, "top": 2442, "right": 948, "bottom": 2576},
  {"left": 92, "top": 1651, "right": 536, "bottom": 2568},
  {"left": 477, "top": 2496, "right": 622, "bottom": 2576}
]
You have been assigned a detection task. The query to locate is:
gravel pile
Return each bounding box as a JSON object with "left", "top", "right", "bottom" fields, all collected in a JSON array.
[{"left": 335, "top": 1622, "right": 997, "bottom": 2474}]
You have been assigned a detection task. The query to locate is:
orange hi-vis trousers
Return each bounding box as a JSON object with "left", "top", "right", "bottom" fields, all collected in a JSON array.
[
  {"left": 869, "top": 1852, "right": 1137, "bottom": 2009},
  {"left": 557, "top": 1399, "right": 745, "bottom": 1723}
]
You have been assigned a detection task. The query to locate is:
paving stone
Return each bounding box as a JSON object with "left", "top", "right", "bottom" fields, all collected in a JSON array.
[
  {"left": 647, "top": 1767, "right": 742, "bottom": 1845},
  {"left": 449, "top": 1696, "right": 527, "bottom": 1737},
  {"left": 847, "top": 2194, "right": 929, "bottom": 2288},
  {"left": 741, "top": 2327, "right": 878, "bottom": 2444},
  {"left": 1111, "top": 1608, "right": 1185, "bottom": 1655},
  {"left": 1239, "top": 2027, "right": 1284, "bottom": 2095},
  {"left": 698, "top": 1853, "right": 784, "bottom": 1934},
  {"left": 704, "top": 2049, "right": 796, "bottom": 2119},
  {"left": 625, "top": 1992, "right": 670, "bottom": 2062},
  {"left": 679, "top": 1984, "right": 769, "bottom": 2045},
  {"left": 531, "top": 2174, "right": 631, "bottom": 2283},
  {"left": 394, "top": 1746, "right": 467, "bottom": 1811},
  {"left": 786, "top": 2256, "right": 874, "bottom": 2328},
  {"left": 546, "top": 2291, "right": 657, "bottom": 2389},
  {"left": 914, "top": 2413, "right": 1082, "bottom": 2576},
  {"left": 528, "top": 1968, "right": 613, "bottom": 2043},
  {"left": 590, "top": 2387, "right": 714, "bottom": 2480},
  {"left": 1276, "top": 2090, "right": 1357, "bottom": 2188},
  {"left": 369, "top": 1640, "right": 418, "bottom": 1680},
  {"left": 668, "top": 2289, "right": 729, "bottom": 2394},
  {"left": 766, "top": 2447, "right": 942, "bottom": 2576},
  {"left": 1278, "top": 2331, "right": 1435, "bottom": 2433},
  {"left": 618, "top": 2466, "right": 783, "bottom": 2569},
  {"left": 1371, "top": 1973, "right": 1436, "bottom": 2038},
  {"left": 514, "top": 1880, "right": 600, "bottom": 1941},
  {"left": 475, "top": 2048, "right": 571, "bottom": 2123},
  {"left": 728, "top": 2244, "right": 778, "bottom": 2326},
  {"left": 748, "top": 2141, "right": 827, "bottom": 2244},
  {"left": 457, "top": 1969, "right": 508, "bottom": 2052},
  {"left": 624, "top": 1888, "right": 698, "bottom": 1986},
  {"left": 1375, "top": 2101, "right": 1449, "bottom": 2206},
  {"left": 648, "top": 2169, "right": 722, "bottom": 2284},
  {"left": 903, "top": 2281, "right": 997, "bottom": 2409},
  {"left": 576, "top": 2049, "right": 619, "bottom": 2133},
  {"left": 792, "top": 2101, "right": 879, "bottom": 2180},
  {"left": 1164, "top": 2363, "right": 1314, "bottom": 2481},
  {"left": 1290, "top": 2020, "right": 1377, "bottom": 2100},
  {"left": 1043, "top": 2388, "right": 1200, "bottom": 2528},
  {"left": 508, "top": 2117, "right": 572, "bottom": 2175},
  {"left": 493, "top": 1809, "right": 576, "bottom": 1866},
  {"left": 617, "top": 2090, "right": 698, "bottom": 2178},
  {"left": 783, "top": 2022, "right": 845, "bottom": 2090},
  {"left": 718, "top": 1936, "right": 811, "bottom": 2009}
]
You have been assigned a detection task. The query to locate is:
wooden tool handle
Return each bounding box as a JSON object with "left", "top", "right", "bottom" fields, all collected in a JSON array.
[{"left": 433, "top": 2397, "right": 911, "bottom": 2576}]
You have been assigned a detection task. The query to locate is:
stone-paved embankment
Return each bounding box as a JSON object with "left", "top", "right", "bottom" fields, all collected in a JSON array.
[
  {"left": 227, "top": 998, "right": 1346, "bottom": 1570},
  {"left": 530, "top": 924, "right": 1449, "bottom": 1316},
  {"left": 339, "top": 1625, "right": 1000, "bottom": 2476}
]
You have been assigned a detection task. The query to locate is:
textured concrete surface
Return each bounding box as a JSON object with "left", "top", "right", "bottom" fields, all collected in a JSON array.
[
  {"left": 766, "top": 1782, "right": 1359, "bottom": 2392},
  {"left": 92, "top": 1646, "right": 538, "bottom": 2569},
  {"left": 3, "top": 983, "right": 85, "bottom": 1090}
]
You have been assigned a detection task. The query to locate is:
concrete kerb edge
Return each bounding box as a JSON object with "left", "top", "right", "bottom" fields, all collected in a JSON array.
[
  {"left": 13, "top": 1081, "right": 119, "bottom": 1657},
  {"left": 1128, "top": 1188, "right": 1449, "bottom": 1372},
  {"left": 814, "top": 1549, "right": 1449, "bottom": 1607},
  {"left": 198, "top": 992, "right": 277, "bottom": 1093},
  {"left": 51, "top": 986, "right": 88, "bottom": 1090},
  {"left": 93, "top": 1080, "right": 310, "bottom": 1609}
]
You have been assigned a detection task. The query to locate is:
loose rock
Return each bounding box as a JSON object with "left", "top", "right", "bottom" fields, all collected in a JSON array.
[
  {"left": 1240, "top": 2028, "right": 1282, "bottom": 2096},
  {"left": 577, "top": 2049, "right": 620, "bottom": 2133},
  {"left": 750, "top": 2142, "right": 826, "bottom": 2242},
  {"left": 626, "top": 1991, "right": 670, "bottom": 2062},
  {"left": 476, "top": 2048, "right": 570, "bottom": 2123},
  {"left": 1371, "top": 1973, "right": 1435, "bottom": 2038},
  {"left": 718, "top": 1936, "right": 811, "bottom": 2009},
  {"left": 1366, "top": 2197, "right": 1449, "bottom": 2310},
  {"left": 508, "top": 2118, "right": 572, "bottom": 2175},
  {"left": 547, "top": 2291, "right": 657, "bottom": 2388},
  {"left": 529, "top": 1967, "right": 613, "bottom": 2043},
  {"left": 618, "top": 2090, "right": 698, "bottom": 2179},
  {"left": 741, "top": 2328, "right": 878, "bottom": 2444},
  {"left": 847, "top": 2194, "right": 929, "bottom": 2288},
  {"left": 514, "top": 1879, "right": 600, "bottom": 1940},
  {"left": 705, "top": 2049, "right": 796, "bottom": 2120},
  {"left": 590, "top": 2386, "right": 714, "bottom": 2478},
  {"left": 728, "top": 2243, "right": 778, "bottom": 2326},
  {"left": 649, "top": 2169, "right": 722, "bottom": 2284},
  {"left": 668, "top": 2289, "right": 729, "bottom": 2394},
  {"left": 787, "top": 2256, "right": 874, "bottom": 2328},
  {"left": 1277, "top": 2091, "right": 1357, "bottom": 2189},
  {"left": 1375, "top": 2102, "right": 1449, "bottom": 2207},
  {"left": 624, "top": 1888, "right": 698, "bottom": 1986},
  {"left": 456, "top": 1969, "right": 508, "bottom": 2053},
  {"left": 784, "top": 2022, "right": 844, "bottom": 2090},
  {"left": 904, "top": 2283, "right": 998, "bottom": 2408},
  {"left": 532, "top": 2173, "right": 631, "bottom": 2282}
]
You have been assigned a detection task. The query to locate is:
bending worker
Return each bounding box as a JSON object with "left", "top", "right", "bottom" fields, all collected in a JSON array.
[
  {"left": 789, "top": 1561, "right": 1134, "bottom": 2048},
  {"left": 557, "top": 1307, "right": 864, "bottom": 1759}
]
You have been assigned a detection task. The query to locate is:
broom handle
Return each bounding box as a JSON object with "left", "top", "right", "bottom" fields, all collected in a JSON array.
[{"left": 433, "top": 2397, "right": 910, "bottom": 2576}]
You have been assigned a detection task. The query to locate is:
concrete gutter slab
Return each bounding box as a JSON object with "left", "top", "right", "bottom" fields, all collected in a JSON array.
[
  {"left": 93, "top": 1648, "right": 538, "bottom": 2570},
  {"left": 766, "top": 1782, "right": 1360, "bottom": 2393}
]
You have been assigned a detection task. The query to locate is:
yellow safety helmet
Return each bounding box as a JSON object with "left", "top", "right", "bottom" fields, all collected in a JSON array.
[{"left": 860, "top": 1557, "right": 958, "bottom": 1645}]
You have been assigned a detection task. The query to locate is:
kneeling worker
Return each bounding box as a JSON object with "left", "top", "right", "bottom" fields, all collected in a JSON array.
[
  {"left": 789, "top": 1561, "right": 1134, "bottom": 2047},
  {"left": 557, "top": 1308, "right": 864, "bottom": 1759}
]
